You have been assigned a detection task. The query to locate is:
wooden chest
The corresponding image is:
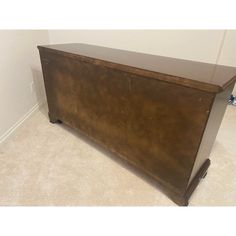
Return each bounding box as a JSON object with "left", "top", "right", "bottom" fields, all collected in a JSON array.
[{"left": 38, "top": 43, "right": 236, "bottom": 205}]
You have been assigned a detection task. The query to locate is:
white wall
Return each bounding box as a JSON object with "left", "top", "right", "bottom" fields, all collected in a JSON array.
[
  {"left": 218, "top": 30, "right": 236, "bottom": 67},
  {"left": 218, "top": 30, "right": 236, "bottom": 94},
  {"left": 48, "top": 30, "right": 225, "bottom": 64},
  {"left": 0, "top": 30, "right": 49, "bottom": 142}
]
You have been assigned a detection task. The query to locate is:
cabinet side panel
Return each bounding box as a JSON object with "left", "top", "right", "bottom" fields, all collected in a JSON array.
[
  {"left": 188, "top": 83, "right": 234, "bottom": 185},
  {"left": 39, "top": 52, "right": 61, "bottom": 119}
]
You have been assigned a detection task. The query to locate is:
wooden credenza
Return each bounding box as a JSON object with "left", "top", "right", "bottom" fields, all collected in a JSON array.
[{"left": 38, "top": 43, "right": 236, "bottom": 205}]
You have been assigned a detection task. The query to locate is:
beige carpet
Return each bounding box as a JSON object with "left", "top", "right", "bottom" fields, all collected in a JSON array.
[{"left": 0, "top": 104, "right": 236, "bottom": 206}]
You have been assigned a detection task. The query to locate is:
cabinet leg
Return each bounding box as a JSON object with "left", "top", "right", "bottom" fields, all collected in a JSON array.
[
  {"left": 202, "top": 171, "right": 207, "bottom": 179},
  {"left": 182, "top": 159, "right": 210, "bottom": 206},
  {"left": 48, "top": 113, "right": 62, "bottom": 124}
]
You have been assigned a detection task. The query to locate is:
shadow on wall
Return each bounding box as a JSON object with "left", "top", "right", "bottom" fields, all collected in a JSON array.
[{"left": 30, "top": 67, "right": 48, "bottom": 118}]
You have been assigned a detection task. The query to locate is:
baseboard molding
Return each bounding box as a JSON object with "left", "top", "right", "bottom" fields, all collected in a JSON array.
[{"left": 0, "top": 101, "right": 46, "bottom": 144}]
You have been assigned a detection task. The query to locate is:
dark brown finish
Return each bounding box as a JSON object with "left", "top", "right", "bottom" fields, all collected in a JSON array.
[
  {"left": 38, "top": 43, "right": 236, "bottom": 205},
  {"left": 38, "top": 43, "right": 236, "bottom": 93}
]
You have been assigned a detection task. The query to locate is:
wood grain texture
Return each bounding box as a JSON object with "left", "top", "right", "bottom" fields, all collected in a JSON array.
[
  {"left": 38, "top": 43, "right": 236, "bottom": 93},
  {"left": 38, "top": 44, "right": 236, "bottom": 205}
]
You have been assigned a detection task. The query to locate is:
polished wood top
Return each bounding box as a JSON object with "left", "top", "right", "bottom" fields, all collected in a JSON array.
[{"left": 38, "top": 43, "right": 236, "bottom": 93}]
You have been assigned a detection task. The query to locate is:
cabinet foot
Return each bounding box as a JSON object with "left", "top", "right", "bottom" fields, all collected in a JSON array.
[
  {"left": 183, "top": 159, "right": 210, "bottom": 205},
  {"left": 48, "top": 113, "right": 62, "bottom": 124},
  {"left": 202, "top": 171, "right": 207, "bottom": 179},
  {"left": 169, "top": 159, "right": 210, "bottom": 206}
]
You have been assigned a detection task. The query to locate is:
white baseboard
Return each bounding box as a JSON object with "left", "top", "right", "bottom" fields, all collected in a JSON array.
[{"left": 0, "top": 101, "right": 46, "bottom": 144}]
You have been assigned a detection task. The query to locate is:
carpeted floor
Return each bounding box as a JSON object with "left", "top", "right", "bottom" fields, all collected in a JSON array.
[{"left": 0, "top": 104, "right": 236, "bottom": 206}]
